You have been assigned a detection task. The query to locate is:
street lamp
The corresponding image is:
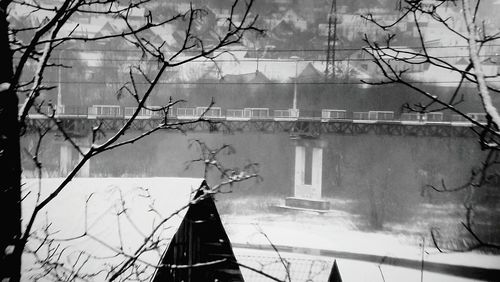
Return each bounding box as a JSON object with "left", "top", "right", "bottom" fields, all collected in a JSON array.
[
  {"left": 57, "top": 49, "right": 65, "bottom": 114},
  {"left": 290, "top": 56, "right": 300, "bottom": 116}
]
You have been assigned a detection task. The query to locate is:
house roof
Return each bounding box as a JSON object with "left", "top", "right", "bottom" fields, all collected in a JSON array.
[
  {"left": 297, "top": 62, "right": 322, "bottom": 82},
  {"left": 93, "top": 21, "right": 119, "bottom": 38},
  {"left": 271, "top": 20, "right": 296, "bottom": 37},
  {"left": 222, "top": 71, "right": 271, "bottom": 83},
  {"left": 363, "top": 46, "right": 426, "bottom": 63},
  {"left": 150, "top": 24, "right": 179, "bottom": 46},
  {"left": 152, "top": 181, "right": 243, "bottom": 281},
  {"left": 22, "top": 177, "right": 203, "bottom": 281},
  {"left": 162, "top": 57, "right": 328, "bottom": 83}
]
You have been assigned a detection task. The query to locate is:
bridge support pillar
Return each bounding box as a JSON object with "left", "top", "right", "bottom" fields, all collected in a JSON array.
[
  {"left": 77, "top": 146, "right": 90, "bottom": 177},
  {"left": 59, "top": 145, "right": 72, "bottom": 176},
  {"left": 59, "top": 140, "right": 90, "bottom": 177},
  {"left": 293, "top": 146, "right": 306, "bottom": 195},
  {"left": 285, "top": 138, "right": 330, "bottom": 211}
]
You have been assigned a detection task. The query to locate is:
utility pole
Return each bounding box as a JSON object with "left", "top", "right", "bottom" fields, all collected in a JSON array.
[
  {"left": 325, "top": 0, "right": 337, "bottom": 80},
  {"left": 290, "top": 56, "right": 300, "bottom": 115},
  {"left": 57, "top": 49, "right": 64, "bottom": 113}
]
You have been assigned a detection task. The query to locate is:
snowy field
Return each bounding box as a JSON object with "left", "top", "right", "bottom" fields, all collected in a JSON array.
[
  {"left": 219, "top": 196, "right": 500, "bottom": 281},
  {"left": 20, "top": 177, "right": 500, "bottom": 281},
  {"left": 234, "top": 248, "right": 486, "bottom": 282}
]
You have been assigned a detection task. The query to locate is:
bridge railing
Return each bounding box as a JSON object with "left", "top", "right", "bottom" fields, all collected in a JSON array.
[
  {"left": 297, "top": 110, "right": 321, "bottom": 120},
  {"left": 274, "top": 109, "right": 299, "bottom": 120},
  {"left": 401, "top": 113, "right": 421, "bottom": 121},
  {"left": 368, "top": 111, "right": 394, "bottom": 120},
  {"left": 226, "top": 109, "right": 246, "bottom": 120},
  {"left": 353, "top": 112, "right": 369, "bottom": 120},
  {"left": 176, "top": 108, "right": 196, "bottom": 119},
  {"left": 124, "top": 107, "right": 163, "bottom": 119},
  {"left": 426, "top": 112, "right": 444, "bottom": 122},
  {"left": 88, "top": 105, "right": 122, "bottom": 119},
  {"left": 468, "top": 113, "right": 487, "bottom": 123},
  {"left": 21, "top": 104, "right": 488, "bottom": 130},
  {"left": 322, "top": 109, "right": 347, "bottom": 120},
  {"left": 244, "top": 108, "right": 270, "bottom": 119},
  {"left": 196, "top": 107, "right": 224, "bottom": 118},
  {"left": 451, "top": 113, "right": 487, "bottom": 125},
  {"left": 18, "top": 104, "right": 52, "bottom": 119},
  {"left": 58, "top": 105, "right": 88, "bottom": 117}
]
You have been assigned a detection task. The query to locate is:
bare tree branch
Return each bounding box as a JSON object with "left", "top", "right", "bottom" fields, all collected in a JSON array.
[{"left": 364, "top": 0, "right": 500, "bottom": 251}]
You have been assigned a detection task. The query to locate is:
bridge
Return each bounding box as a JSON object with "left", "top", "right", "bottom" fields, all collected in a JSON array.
[
  {"left": 24, "top": 114, "right": 481, "bottom": 211},
  {"left": 25, "top": 116, "right": 478, "bottom": 138}
]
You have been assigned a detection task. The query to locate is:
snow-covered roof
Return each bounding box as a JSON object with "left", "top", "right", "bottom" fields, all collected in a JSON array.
[
  {"left": 78, "top": 51, "right": 103, "bottom": 67},
  {"left": 150, "top": 24, "right": 179, "bottom": 46},
  {"left": 161, "top": 56, "right": 328, "bottom": 83},
  {"left": 222, "top": 71, "right": 271, "bottom": 83},
  {"left": 60, "top": 16, "right": 118, "bottom": 39},
  {"left": 405, "top": 64, "right": 499, "bottom": 87},
  {"left": 9, "top": 1, "right": 55, "bottom": 23},
  {"left": 364, "top": 46, "right": 427, "bottom": 63},
  {"left": 22, "top": 177, "right": 203, "bottom": 281}
]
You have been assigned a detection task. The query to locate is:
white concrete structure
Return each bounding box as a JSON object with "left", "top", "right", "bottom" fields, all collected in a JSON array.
[
  {"left": 287, "top": 139, "right": 330, "bottom": 211},
  {"left": 294, "top": 146, "right": 323, "bottom": 200},
  {"left": 59, "top": 140, "right": 90, "bottom": 176}
]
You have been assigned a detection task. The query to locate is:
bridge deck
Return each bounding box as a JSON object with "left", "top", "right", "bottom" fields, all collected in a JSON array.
[{"left": 24, "top": 117, "right": 477, "bottom": 138}]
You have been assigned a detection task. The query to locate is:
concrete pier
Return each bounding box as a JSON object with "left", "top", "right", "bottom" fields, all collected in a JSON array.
[
  {"left": 59, "top": 140, "right": 90, "bottom": 177},
  {"left": 286, "top": 138, "right": 330, "bottom": 211}
]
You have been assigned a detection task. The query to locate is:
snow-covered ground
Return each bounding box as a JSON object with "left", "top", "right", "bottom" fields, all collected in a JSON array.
[
  {"left": 225, "top": 216, "right": 500, "bottom": 281},
  {"left": 219, "top": 198, "right": 500, "bottom": 281},
  {"left": 220, "top": 197, "right": 500, "bottom": 281},
  {"left": 234, "top": 248, "right": 484, "bottom": 282},
  {"left": 20, "top": 177, "right": 500, "bottom": 281},
  {"left": 222, "top": 211, "right": 500, "bottom": 268}
]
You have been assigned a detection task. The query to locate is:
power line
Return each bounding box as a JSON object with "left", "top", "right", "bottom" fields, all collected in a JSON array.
[
  {"left": 31, "top": 80, "right": 500, "bottom": 85},
  {"left": 14, "top": 54, "right": 500, "bottom": 63},
  {"left": 43, "top": 44, "right": 500, "bottom": 53}
]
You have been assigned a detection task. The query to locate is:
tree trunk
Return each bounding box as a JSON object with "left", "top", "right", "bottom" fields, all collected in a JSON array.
[{"left": 0, "top": 4, "right": 22, "bottom": 281}]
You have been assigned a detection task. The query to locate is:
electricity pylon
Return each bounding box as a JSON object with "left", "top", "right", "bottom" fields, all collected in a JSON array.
[{"left": 325, "top": 0, "right": 337, "bottom": 80}]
